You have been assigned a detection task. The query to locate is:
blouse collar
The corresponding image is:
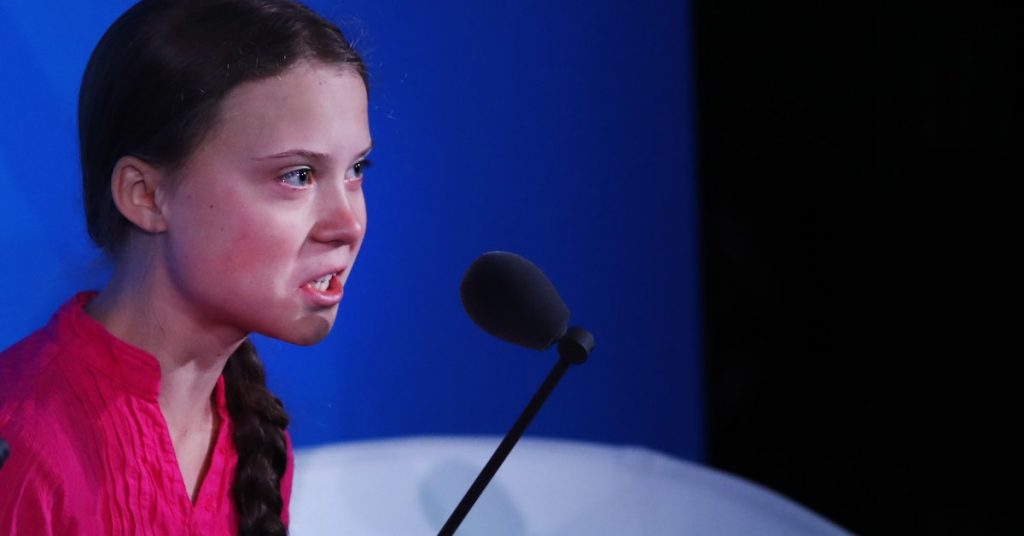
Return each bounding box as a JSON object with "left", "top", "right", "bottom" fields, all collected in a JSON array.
[{"left": 52, "top": 292, "right": 228, "bottom": 409}]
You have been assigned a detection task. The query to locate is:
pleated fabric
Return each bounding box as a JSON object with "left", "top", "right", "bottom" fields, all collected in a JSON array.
[{"left": 0, "top": 293, "right": 294, "bottom": 535}]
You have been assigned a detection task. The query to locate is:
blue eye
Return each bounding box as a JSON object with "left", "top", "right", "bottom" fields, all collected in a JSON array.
[
  {"left": 348, "top": 159, "right": 373, "bottom": 182},
  {"left": 280, "top": 167, "right": 313, "bottom": 188}
]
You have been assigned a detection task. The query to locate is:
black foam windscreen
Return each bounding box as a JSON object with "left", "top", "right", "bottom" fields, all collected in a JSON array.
[{"left": 460, "top": 251, "right": 570, "bottom": 350}]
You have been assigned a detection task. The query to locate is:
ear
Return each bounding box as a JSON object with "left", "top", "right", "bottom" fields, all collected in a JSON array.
[{"left": 110, "top": 156, "right": 170, "bottom": 234}]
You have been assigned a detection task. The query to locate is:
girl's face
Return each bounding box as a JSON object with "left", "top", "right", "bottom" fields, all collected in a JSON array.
[{"left": 158, "top": 62, "right": 371, "bottom": 345}]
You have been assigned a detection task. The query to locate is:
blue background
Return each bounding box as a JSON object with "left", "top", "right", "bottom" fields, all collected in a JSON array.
[{"left": 0, "top": 0, "right": 699, "bottom": 461}]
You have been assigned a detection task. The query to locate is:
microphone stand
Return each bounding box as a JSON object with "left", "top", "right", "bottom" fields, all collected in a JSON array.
[{"left": 438, "top": 327, "right": 594, "bottom": 536}]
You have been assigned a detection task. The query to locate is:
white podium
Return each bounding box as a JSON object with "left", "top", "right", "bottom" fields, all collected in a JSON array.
[{"left": 291, "top": 436, "right": 852, "bottom": 536}]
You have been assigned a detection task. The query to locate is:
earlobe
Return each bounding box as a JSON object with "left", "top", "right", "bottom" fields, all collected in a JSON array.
[{"left": 110, "top": 156, "right": 169, "bottom": 234}]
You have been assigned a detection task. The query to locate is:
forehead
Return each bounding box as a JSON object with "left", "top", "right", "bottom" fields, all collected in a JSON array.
[{"left": 194, "top": 62, "right": 370, "bottom": 163}]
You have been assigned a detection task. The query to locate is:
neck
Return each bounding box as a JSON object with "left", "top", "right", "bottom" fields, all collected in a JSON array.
[{"left": 86, "top": 247, "right": 246, "bottom": 436}]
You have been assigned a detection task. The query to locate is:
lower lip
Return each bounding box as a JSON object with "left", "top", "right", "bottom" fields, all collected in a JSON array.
[{"left": 301, "top": 274, "right": 344, "bottom": 307}]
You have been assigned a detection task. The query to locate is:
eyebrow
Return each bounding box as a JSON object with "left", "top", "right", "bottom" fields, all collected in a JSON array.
[{"left": 253, "top": 143, "right": 374, "bottom": 162}]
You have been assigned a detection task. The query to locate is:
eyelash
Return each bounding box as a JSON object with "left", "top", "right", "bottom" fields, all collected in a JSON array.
[
  {"left": 278, "top": 159, "right": 373, "bottom": 189},
  {"left": 352, "top": 159, "right": 373, "bottom": 180}
]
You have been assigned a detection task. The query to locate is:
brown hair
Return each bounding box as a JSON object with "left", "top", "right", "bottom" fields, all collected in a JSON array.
[{"left": 79, "top": 1, "right": 367, "bottom": 533}]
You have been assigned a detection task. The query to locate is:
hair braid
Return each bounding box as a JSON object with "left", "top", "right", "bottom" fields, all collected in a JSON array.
[{"left": 223, "top": 340, "right": 290, "bottom": 536}]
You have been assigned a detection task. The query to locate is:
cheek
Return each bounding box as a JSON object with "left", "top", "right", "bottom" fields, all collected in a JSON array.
[{"left": 169, "top": 194, "right": 303, "bottom": 293}]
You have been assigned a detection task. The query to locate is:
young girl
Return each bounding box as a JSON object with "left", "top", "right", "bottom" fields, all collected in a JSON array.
[{"left": 0, "top": 1, "right": 371, "bottom": 534}]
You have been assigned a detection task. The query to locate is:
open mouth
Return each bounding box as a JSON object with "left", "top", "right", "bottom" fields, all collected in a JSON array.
[
  {"left": 308, "top": 272, "right": 336, "bottom": 292},
  {"left": 303, "top": 270, "right": 344, "bottom": 296}
]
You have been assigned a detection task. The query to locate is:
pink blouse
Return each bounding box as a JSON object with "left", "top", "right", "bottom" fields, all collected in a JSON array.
[{"left": 0, "top": 293, "right": 293, "bottom": 534}]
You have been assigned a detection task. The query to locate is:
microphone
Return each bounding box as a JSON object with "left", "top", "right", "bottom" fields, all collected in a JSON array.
[
  {"left": 0, "top": 438, "right": 9, "bottom": 470},
  {"left": 460, "top": 251, "right": 570, "bottom": 350},
  {"left": 439, "top": 252, "right": 594, "bottom": 536}
]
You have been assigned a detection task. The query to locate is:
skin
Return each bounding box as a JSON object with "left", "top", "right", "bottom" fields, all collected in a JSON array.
[{"left": 85, "top": 62, "right": 371, "bottom": 501}]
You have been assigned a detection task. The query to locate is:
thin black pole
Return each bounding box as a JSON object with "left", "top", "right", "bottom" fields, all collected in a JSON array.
[{"left": 438, "top": 357, "right": 572, "bottom": 536}]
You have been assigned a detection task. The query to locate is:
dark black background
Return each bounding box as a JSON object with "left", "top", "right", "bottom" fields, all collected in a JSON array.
[{"left": 696, "top": 1, "right": 1020, "bottom": 534}]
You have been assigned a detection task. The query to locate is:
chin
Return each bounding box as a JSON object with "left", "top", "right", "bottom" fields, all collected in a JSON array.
[{"left": 264, "top": 314, "right": 336, "bottom": 346}]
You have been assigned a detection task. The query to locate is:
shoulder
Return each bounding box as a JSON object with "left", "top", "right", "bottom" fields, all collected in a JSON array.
[
  {"left": 0, "top": 294, "right": 97, "bottom": 413},
  {"left": 0, "top": 313, "right": 88, "bottom": 434},
  {"left": 0, "top": 336, "right": 96, "bottom": 519},
  {"left": 0, "top": 322, "right": 64, "bottom": 394},
  {"left": 0, "top": 430, "right": 86, "bottom": 534},
  {"left": 0, "top": 321, "right": 100, "bottom": 530},
  {"left": 0, "top": 324, "right": 70, "bottom": 432},
  {"left": 0, "top": 296, "right": 105, "bottom": 439}
]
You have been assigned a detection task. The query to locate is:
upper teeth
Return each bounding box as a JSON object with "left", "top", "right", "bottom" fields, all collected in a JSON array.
[{"left": 311, "top": 274, "right": 332, "bottom": 291}]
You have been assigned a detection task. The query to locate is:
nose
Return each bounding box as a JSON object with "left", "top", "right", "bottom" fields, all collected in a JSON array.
[{"left": 309, "top": 180, "right": 365, "bottom": 246}]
